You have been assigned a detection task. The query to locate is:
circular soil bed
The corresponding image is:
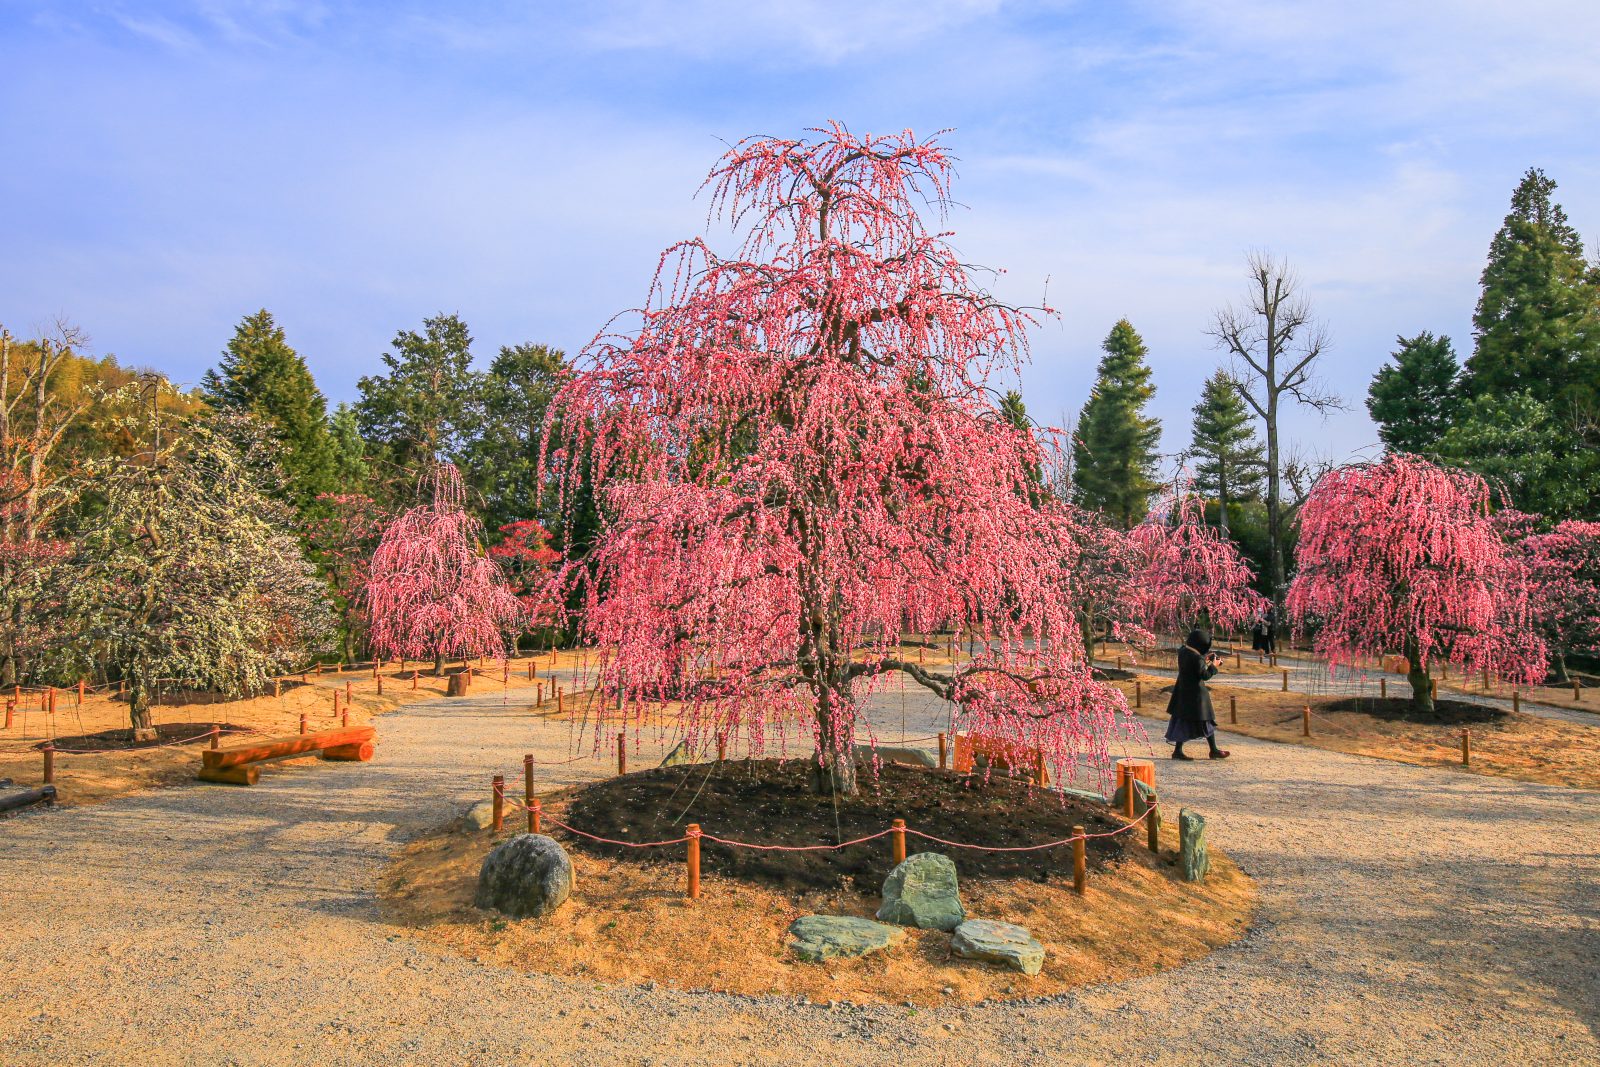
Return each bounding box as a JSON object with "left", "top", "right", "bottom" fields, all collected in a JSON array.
[
  {"left": 1322, "top": 696, "right": 1507, "bottom": 726},
  {"left": 563, "top": 759, "right": 1127, "bottom": 892},
  {"left": 38, "top": 722, "right": 255, "bottom": 751}
]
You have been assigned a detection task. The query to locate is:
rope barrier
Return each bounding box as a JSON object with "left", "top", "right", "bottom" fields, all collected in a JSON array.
[{"left": 38, "top": 725, "right": 261, "bottom": 755}]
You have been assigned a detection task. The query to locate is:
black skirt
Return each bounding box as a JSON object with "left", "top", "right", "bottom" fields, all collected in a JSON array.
[{"left": 1165, "top": 716, "right": 1215, "bottom": 743}]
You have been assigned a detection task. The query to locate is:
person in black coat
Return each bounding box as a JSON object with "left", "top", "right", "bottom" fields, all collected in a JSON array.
[{"left": 1165, "top": 627, "right": 1230, "bottom": 761}]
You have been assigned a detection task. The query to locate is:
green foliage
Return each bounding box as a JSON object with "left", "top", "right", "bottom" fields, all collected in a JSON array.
[
  {"left": 60, "top": 411, "right": 335, "bottom": 734},
  {"left": 998, "top": 388, "right": 1044, "bottom": 491},
  {"left": 1187, "top": 371, "right": 1263, "bottom": 525},
  {"left": 1366, "top": 332, "right": 1462, "bottom": 455},
  {"left": 1435, "top": 391, "right": 1600, "bottom": 520},
  {"left": 1072, "top": 319, "right": 1162, "bottom": 527},
  {"left": 200, "top": 310, "right": 336, "bottom": 509},
  {"left": 355, "top": 313, "right": 484, "bottom": 491},
  {"left": 466, "top": 343, "right": 568, "bottom": 533},
  {"left": 1466, "top": 169, "right": 1600, "bottom": 419},
  {"left": 327, "top": 402, "right": 371, "bottom": 489}
]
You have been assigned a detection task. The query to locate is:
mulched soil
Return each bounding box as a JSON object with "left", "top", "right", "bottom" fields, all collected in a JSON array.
[
  {"left": 560, "top": 758, "right": 1128, "bottom": 892},
  {"left": 1322, "top": 696, "right": 1508, "bottom": 726},
  {"left": 37, "top": 722, "right": 256, "bottom": 751}
]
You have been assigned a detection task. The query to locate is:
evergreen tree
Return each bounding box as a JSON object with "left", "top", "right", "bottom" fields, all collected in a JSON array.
[
  {"left": 1435, "top": 391, "right": 1600, "bottom": 520},
  {"left": 1466, "top": 168, "right": 1600, "bottom": 417},
  {"left": 354, "top": 313, "right": 483, "bottom": 489},
  {"left": 199, "top": 309, "right": 336, "bottom": 508},
  {"left": 466, "top": 343, "right": 568, "bottom": 533},
  {"left": 327, "top": 402, "right": 371, "bottom": 489},
  {"left": 1072, "top": 319, "right": 1162, "bottom": 528},
  {"left": 1187, "top": 370, "right": 1263, "bottom": 532},
  {"left": 1366, "top": 332, "right": 1462, "bottom": 455},
  {"left": 997, "top": 388, "right": 1044, "bottom": 491}
]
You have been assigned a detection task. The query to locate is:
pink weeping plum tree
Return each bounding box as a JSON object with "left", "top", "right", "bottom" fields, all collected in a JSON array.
[
  {"left": 1522, "top": 520, "right": 1600, "bottom": 685},
  {"left": 1286, "top": 454, "right": 1545, "bottom": 713},
  {"left": 543, "top": 123, "right": 1133, "bottom": 795},
  {"left": 364, "top": 463, "right": 524, "bottom": 675},
  {"left": 1126, "top": 489, "right": 1268, "bottom": 640}
]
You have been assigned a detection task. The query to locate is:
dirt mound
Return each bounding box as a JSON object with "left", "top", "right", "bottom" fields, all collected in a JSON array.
[
  {"left": 1323, "top": 696, "right": 1507, "bottom": 726},
  {"left": 560, "top": 758, "right": 1127, "bottom": 892}
]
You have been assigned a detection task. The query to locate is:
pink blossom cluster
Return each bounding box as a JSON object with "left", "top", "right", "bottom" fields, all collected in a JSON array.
[{"left": 1126, "top": 490, "right": 1268, "bottom": 638}]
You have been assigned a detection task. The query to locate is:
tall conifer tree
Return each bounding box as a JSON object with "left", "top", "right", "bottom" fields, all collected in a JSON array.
[
  {"left": 1187, "top": 370, "right": 1263, "bottom": 532},
  {"left": 1466, "top": 169, "right": 1600, "bottom": 417},
  {"left": 200, "top": 309, "right": 336, "bottom": 508},
  {"left": 1072, "top": 319, "right": 1161, "bottom": 528}
]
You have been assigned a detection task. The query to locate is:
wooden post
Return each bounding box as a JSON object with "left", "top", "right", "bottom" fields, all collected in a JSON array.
[
  {"left": 1229, "top": 694, "right": 1237, "bottom": 724},
  {"left": 1513, "top": 690, "right": 1521, "bottom": 714},
  {"left": 1575, "top": 681, "right": 1582, "bottom": 702},
  {"left": 1146, "top": 794, "right": 1159, "bottom": 853},
  {"left": 617, "top": 731, "right": 626, "bottom": 775},
  {"left": 345, "top": 681, "right": 353, "bottom": 703},
  {"left": 524, "top": 754, "right": 535, "bottom": 833},
  {"left": 717, "top": 736, "right": 727, "bottom": 762},
  {"left": 299, "top": 713, "right": 308, "bottom": 735},
  {"left": 492, "top": 775, "right": 505, "bottom": 833},
  {"left": 1233, "top": 651, "right": 1241, "bottom": 669},
  {"left": 341, "top": 707, "right": 349, "bottom": 728},
  {"left": 938, "top": 732, "right": 947, "bottom": 770},
  {"left": 273, "top": 678, "right": 281, "bottom": 699},
  {"left": 210, "top": 724, "right": 220, "bottom": 750},
  {"left": 1072, "top": 826, "right": 1086, "bottom": 895},
  {"left": 891, "top": 818, "right": 907, "bottom": 865},
  {"left": 1483, "top": 668, "right": 1490, "bottom": 691},
  {"left": 557, "top": 688, "right": 564, "bottom": 715},
  {"left": 531, "top": 797, "right": 542, "bottom": 834},
  {"left": 412, "top": 670, "right": 420, "bottom": 690},
  {"left": 503, "top": 664, "right": 510, "bottom": 684},
  {"left": 48, "top": 688, "right": 56, "bottom": 714},
  {"left": 528, "top": 660, "right": 535, "bottom": 680},
  {"left": 77, "top": 678, "right": 86, "bottom": 704},
  {"left": 1431, "top": 678, "right": 1439, "bottom": 702},
  {"left": 3, "top": 700, "right": 11, "bottom": 729},
  {"left": 1123, "top": 774, "right": 1136, "bottom": 818},
  {"left": 376, "top": 675, "right": 383, "bottom": 696},
  {"left": 1461, "top": 729, "right": 1471, "bottom": 766},
  {"left": 42, "top": 741, "right": 54, "bottom": 785},
  {"left": 1135, "top": 679, "right": 1142, "bottom": 708},
  {"left": 1115, "top": 655, "right": 1123, "bottom": 670},
  {"left": 1380, "top": 678, "right": 1387, "bottom": 699},
  {"left": 1281, "top": 669, "right": 1289, "bottom": 692},
  {"left": 686, "top": 823, "right": 702, "bottom": 899},
  {"left": 1034, "top": 750, "right": 1047, "bottom": 787},
  {"left": 333, "top": 691, "right": 341, "bottom": 718},
  {"left": 1302, "top": 706, "right": 1311, "bottom": 737}
]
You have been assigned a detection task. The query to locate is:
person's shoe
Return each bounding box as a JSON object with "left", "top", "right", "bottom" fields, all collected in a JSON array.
[
  {"left": 1171, "top": 748, "right": 1195, "bottom": 761},
  {"left": 1209, "top": 749, "right": 1231, "bottom": 760}
]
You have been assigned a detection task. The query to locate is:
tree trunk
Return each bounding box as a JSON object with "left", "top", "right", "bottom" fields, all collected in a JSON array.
[
  {"left": 1547, "top": 651, "right": 1569, "bottom": 686},
  {"left": 1403, "top": 635, "right": 1433, "bottom": 715},
  {"left": 127, "top": 676, "right": 157, "bottom": 742},
  {"left": 434, "top": 650, "right": 445, "bottom": 676},
  {"left": 1265, "top": 392, "right": 1286, "bottom": 631}
]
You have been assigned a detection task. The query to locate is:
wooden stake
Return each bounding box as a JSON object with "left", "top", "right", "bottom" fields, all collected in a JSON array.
[
  {"left": 1123, "top": 769, "right": 1136, "bottom": 819},
  {"left": 376, "top": 675, "right": 383, "bottom": 696},
  {"left": 686, "top": 823, "right": 701, "bottom": 899},
  {"left": 1431, "top": 678, "right": 1439, "bottom": 702},
  {"left": 531, "top": 797, "right": 542, "bottom": 834},
  {"left": 1282, "top": 669, "right": 1289, "bottom": 692},
  {"left": 77, "top": 679, "right": 86, "bottom": 704},
  {"left": 938, "top": 732, "right": 947, "bottom": 770},
  {"left": 1146, "top": 795, "right": 1159, "bottom": 854},
  {"left": 1233, "top": 651, "right": 1241, "bottom": 669},
  {"left": 210, "top": 724, "right": 220, "bottom": 750},
  {"left": 342, "top": 707, "right": 349, "bottom": 728},
  {"left": 1483, "top": 668, "right": 1490, "bottom": 691},
  {"left": 1302, "top": 706, "right": 1311, "bottom": 737},
  {"left": 1034, "top": 750, "right": 1047, "bottom": 787},
  {"left": 717, "top": 736, "right": 727, "bottom": 762},
  {"left": 1072, "top": 825, "right": 1087, "bottom": 895},
  {"left": 523, "top": 754, "right": 535, "bottom": 832},
  {"left": 42, "top": 741, "right": 54, "bottom": 785},
  {"left": 1513, "top": 690, "right": 1520, "bottom": 714},
  {"left": 1135, "top": 679, "right": 1142, "bottom": 708},
  {"left": 299, "top": 713, "right": 308, "bottom": 735},
  {"left": 1575, "top": 681, "right": 1582, "bottom": 702},
  {"left": 492, "top": 775, "right": 505, "bottom": 833},
  {"left": 891, "top": 818, "right": 907, "bottom": 865},
  {"left": 1461, "top": 729, "right": 1471, "bottom": 767},
  {"left": 1380, "top": 678, "right": 1387, "bottom": 699},
  {"left": 273, "top": 679, "right": 281, "bottom": 699},
  {"left": 4, "top": 700, "right": 11, "bottom": 729},
  {"left": 1229, "top": 694, "right": 1237, "bottom": 724},
  {"left": 617, "top": 732, "right": 626, "bottom": 775},
  {"left": 557, "top": 688, "right": 564, "bottom": 715}
]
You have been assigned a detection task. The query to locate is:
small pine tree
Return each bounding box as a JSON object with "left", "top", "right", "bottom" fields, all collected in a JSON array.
[
  {"left": 200, "top": 309, "right": 336, "bottom": 508},
  {"left": 1072, "top": 320, "right": 1162, "bottom": 528},
  {"left": 1187, "top": 370, "right": 1263, "bottom": 532},
  {"left": 1466, "top": 168, "right": 1600, "bottom": 417},
  {"left": 355, "top": 313, "right": 484, "bottom": 490},
  {"left": 1366, "top": 332, "right": 1462, "bottom": 455}
]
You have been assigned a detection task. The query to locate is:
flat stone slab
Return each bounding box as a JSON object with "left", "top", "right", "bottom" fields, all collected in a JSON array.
[
  {"left": 951, "top": 919, "right": 1045, "bottom": 976},
  {"left": 788, "top": 915, "right": 906, "bottom": 962},
  {"left": 877, "top": 852, "right": 965, "bottom": 931}
]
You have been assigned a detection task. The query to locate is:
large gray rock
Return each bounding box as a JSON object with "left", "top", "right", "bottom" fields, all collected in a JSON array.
[
  {"left": 855, "top": 743, "right": 938, "bottom": 769},
  {"left": 659, "top": 739, "right": 692, "bottom": 767},
  {"left": 1179, "top": 808, "right": 1210, "bottom": 882},
  {"left": 951, "top": 919, "right": 1045, "bottom": 976},
  {"left": 474, "top": 833, "right": 574, "bottom": 919},
  {"left": 877, "top": 852, "right": 964, "bottom": 931},
  {"left": 788, "top": 915, "right": 906, "bottom": 962}
]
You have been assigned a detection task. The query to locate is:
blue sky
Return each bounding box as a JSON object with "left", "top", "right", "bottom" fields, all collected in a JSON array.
[{"left": 3, "top": 1, "right": 1597, "bottom": 465}]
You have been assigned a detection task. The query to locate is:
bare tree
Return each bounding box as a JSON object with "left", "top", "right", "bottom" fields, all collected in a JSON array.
[{"left": 1208, "top": 253, "right": 1342, "bottom": 620}]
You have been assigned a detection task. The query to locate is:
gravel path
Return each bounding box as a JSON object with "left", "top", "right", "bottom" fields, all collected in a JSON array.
[{"left": 1, "top": 668, "right": 1596, "bottom": 1066}]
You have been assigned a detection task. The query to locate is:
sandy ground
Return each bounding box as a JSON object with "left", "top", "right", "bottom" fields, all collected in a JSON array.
[{"left": 1, "top": 666, "right": 1597, "bottom": 1065}]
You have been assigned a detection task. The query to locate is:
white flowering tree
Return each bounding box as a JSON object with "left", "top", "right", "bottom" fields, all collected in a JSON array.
[{"left": 65, "top": 415, "right": 334, "bottom": 739}]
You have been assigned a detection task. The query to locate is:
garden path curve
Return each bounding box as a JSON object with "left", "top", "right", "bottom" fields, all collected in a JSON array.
[{"left": 1, "top": 674, "right": 1596, "bottom": 1066}]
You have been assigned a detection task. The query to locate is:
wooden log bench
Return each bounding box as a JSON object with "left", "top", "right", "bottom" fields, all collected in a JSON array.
[
  {"left": 197, "top": 725, "right": 376, "bottom": 785},
  {"left": 0, "top": 784, "right": 56, "bottom": 813}
]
